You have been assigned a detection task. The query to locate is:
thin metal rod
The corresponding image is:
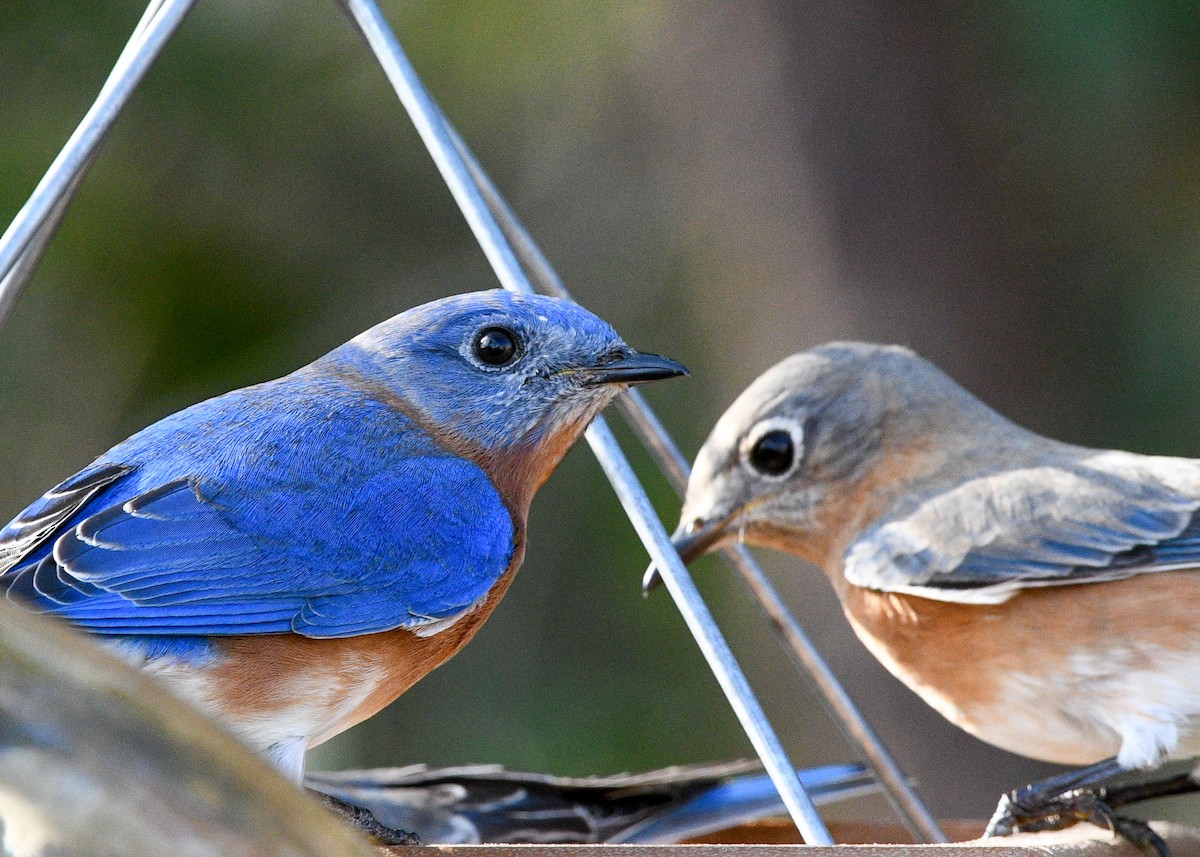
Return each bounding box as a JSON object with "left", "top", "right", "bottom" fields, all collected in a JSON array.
[
  {"left": 0, "top": 0, "right": 196, "bottom": 316},
  {"left": 0, "top": 171, "right": 80, "bottom": 328},
  {"left": 440, "top": 86, "right": 946, "bottom": 845},
  {"left": 336, "top": 0, "right": 834, "bottom": 843}
]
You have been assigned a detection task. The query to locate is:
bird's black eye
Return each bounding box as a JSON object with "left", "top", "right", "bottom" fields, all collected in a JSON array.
[
  {"left": 749, "top": 429, "right": 795, "bottom": 476},
  {"left": 473, "top": 327, "right": 520, "bottom": 367}
]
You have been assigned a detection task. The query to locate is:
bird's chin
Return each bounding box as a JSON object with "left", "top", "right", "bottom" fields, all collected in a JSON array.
[
  {"left": 512, "top": 397, "right": 611, "bottom": 496},
  {"left": 736, "top": 520, "right": 825, "bottom": 567}
]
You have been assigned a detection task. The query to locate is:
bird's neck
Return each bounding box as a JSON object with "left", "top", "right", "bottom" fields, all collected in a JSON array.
[
  {"left": 308, "top": 357, "right": 591, "bottom": 525},
  {"left": 816, "top": 435, "right": 952, "bottom": 585},
  {"left": 474, "top": 411, "right": 595, "bottom": 517},
  {"left": 818, "top": 424, "right": 1053, "bottom": 597}
]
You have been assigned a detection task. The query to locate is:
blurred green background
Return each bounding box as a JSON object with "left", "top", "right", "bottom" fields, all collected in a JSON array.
[{"left": 4, "top": 0, "right": 1200, "bottom": 823}]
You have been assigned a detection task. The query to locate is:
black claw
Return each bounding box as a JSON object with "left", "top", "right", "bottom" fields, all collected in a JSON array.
[
  {"left": 985, "top": 760, "right": 1198, "bottom": 857},
  {"left": 1109, "top": 817, "right": 1169, "bottom": 857},
  {"left": 985, "top": 786, "right": 1170, "bottom": 857},
  {"left": 311, "top": 789, "right": 421, "bottom": 846}
]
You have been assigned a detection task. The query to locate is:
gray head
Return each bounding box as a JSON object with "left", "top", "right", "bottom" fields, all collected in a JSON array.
[{"left": 662, "top": 342, "right": 1014, "bottom": 576}]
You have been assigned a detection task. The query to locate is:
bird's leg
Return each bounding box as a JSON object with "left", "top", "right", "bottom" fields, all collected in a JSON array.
[
  {"left": 986, "top": 757, "right": 1124, "bottom": 836},
  {"left": 308, "top": 788, "right": 421, "bottom": 846},
  {"left": 985, "top": 759, "right": 1170, "bottom": 857},
  {"left": 984, "top": 758, "right": 1161, "bottom": 849},
  {"left": 992, "top": 790, "right": 1168, "bottom": 857}
]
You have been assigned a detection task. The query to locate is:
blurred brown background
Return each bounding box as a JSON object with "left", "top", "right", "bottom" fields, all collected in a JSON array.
[{"left": 3, "top": 0, "right": 1200, "bottom": 823}]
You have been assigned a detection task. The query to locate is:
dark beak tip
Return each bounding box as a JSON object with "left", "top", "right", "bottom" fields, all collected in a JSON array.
[
  {"left": 641, "top": 563, "right": 664, "bottom": 594},
  {"left": 623, "top": 352, "right": 689, "bottom": 385},
  {"left": 666, "top": 357, "right": 691, "bottom": 378},
  {"left": 587, "top": 352, "right": 689, "bottom": 386}
]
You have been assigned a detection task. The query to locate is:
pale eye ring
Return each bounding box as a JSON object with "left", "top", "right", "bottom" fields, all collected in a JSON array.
[{"left": 742, "top": 417, "right": 804, "bottom": 480}]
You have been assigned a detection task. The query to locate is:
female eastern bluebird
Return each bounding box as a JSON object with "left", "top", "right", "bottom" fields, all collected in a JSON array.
[
  {"left": 657, "top": 342, "right": 1200, "bottom": 850},
  {"left": 0, "top": 290, "right": 685, "bottom": 783}
]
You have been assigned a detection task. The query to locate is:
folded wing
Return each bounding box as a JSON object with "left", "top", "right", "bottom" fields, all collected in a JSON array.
[
  {"left": 1, "top": 455, "right": 513, "bottom": 638},
  {"left": 844, "top": 452, "right": 1200, "bottom": 604}
]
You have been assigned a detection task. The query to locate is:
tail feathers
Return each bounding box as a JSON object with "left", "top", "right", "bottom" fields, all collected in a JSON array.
[
  {"left": 616, "top": 763, "right": 876, "bottom": 843},
  {"left": 305, "top": 761, "right": 876, "bottom": 845}
]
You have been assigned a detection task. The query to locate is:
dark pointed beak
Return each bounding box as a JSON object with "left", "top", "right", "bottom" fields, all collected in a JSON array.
[
  {"left": 642, "top": 514, "right": 730, "bottom": 594},
  {"left": 578, "top": 351, "right": 688, "bottom": 387}
]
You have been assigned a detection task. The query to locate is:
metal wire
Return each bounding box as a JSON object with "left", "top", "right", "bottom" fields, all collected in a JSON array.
[
  {"left": 0, "top": 0, "right": 196, "bottom": 326},
  {"left": 334, "top": 0, "right": 834, "bottom": 843},
  {"left": 0, "top": 171, "right": 81, "bottom": 326}
]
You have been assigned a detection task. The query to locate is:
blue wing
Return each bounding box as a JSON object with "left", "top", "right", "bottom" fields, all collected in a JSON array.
[
  {"left": 0, "top": 391, "right": 515, "bottom": 639},
  {"left": 844, "top": 453, "right": 1200, "bottom": 604}
]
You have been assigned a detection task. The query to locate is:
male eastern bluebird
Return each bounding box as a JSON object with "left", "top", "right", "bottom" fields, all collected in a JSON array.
[
  {"left": 307, "top": 760, "right": 874, "bottom": 844},
  {"left": 0, "top": 290, "right": 685, "bottom": 785},
  {"left": 652, "top": 342, "right": 1200, "bottom": 850}
]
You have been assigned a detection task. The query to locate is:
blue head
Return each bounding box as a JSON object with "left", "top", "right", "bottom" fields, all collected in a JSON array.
[{"left": 318, "top": 290, "right": 686, "bottom": 507}]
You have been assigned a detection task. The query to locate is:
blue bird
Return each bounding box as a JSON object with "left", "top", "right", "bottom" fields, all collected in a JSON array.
[{"left": 0, "top": 290, "right": 686, "bottom": 782}]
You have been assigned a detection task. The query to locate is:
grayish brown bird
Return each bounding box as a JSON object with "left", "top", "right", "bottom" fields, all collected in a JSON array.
[{"left": 656, "top": 342, "right": 1200, "bottom": 850}]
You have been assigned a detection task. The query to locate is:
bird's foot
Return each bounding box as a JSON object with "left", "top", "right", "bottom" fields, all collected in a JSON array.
[
  {"left": 985, "top": 787, "right": 1167, "bottom": 857},
  {"left": 310, "top": 789, "right": 421, "bottom": 846}
]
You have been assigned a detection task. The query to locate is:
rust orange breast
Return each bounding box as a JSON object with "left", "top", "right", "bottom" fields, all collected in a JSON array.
[
  {"left": 839, "top": 569, "right": 1200, "bottom": 726},
  {"left": 203, "top": 557, "right": 523, "bottom": 748}
]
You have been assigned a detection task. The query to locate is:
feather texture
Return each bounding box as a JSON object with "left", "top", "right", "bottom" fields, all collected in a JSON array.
[{"left": 845, "top": 453, "right": 1200, "bottom": 603}]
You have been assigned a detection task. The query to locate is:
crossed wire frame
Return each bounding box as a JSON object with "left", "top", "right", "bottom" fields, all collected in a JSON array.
[{"left": 0, "top": 0, "right": 946, "bottom": 845}]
